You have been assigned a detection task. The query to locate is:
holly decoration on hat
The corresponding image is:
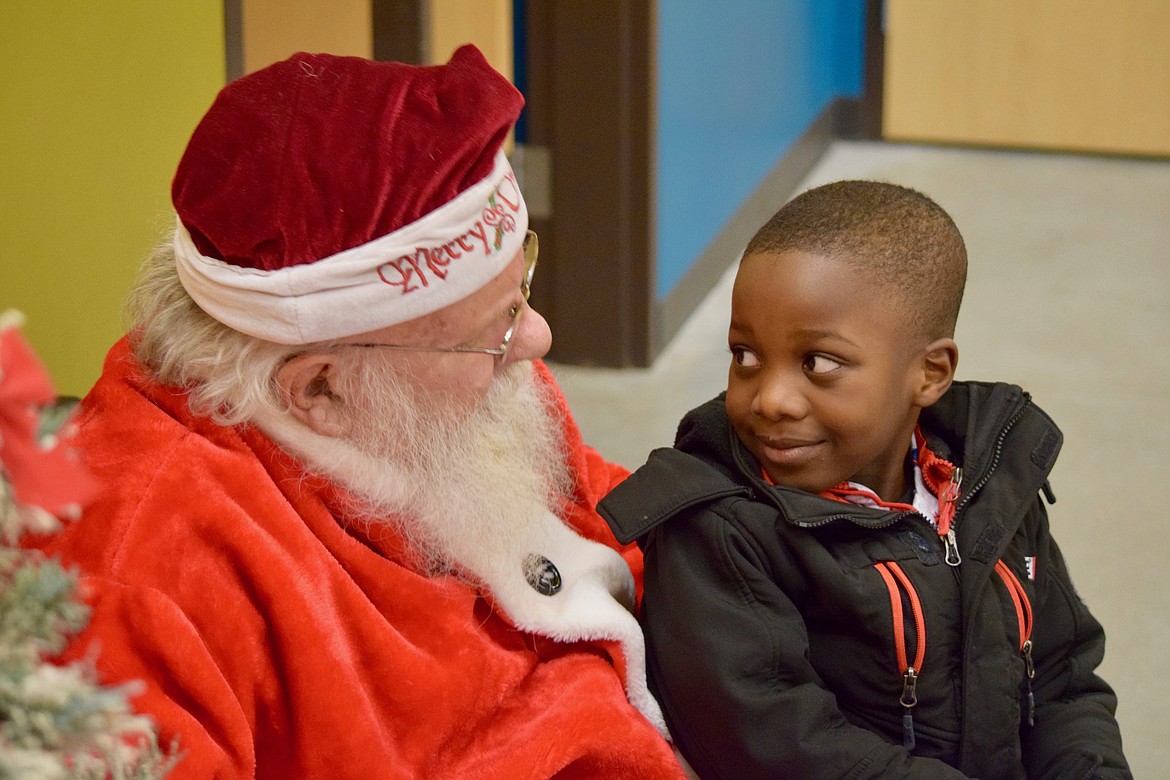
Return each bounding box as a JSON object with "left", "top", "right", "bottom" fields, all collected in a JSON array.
[{"left": 0, "top": 310, "right": 177, "bottom": 779}]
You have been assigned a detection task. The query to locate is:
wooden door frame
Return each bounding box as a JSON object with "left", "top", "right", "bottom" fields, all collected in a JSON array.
[
  {"left": 860, "top": 0, "right": 885, "bottom": 139},
  {"left": 521, "top": 1, "right": 655, "bottom": 367},
  {"left": 372, "top": 0, "right": 425, "bottom": 63}
]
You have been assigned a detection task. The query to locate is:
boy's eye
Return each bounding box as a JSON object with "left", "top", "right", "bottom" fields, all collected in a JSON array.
[
  {"left": 803, "top": 354, "right": 842, "bottom": 374},
  {"left": 731, "top": 347, "right": 760, "bottom": 368}
]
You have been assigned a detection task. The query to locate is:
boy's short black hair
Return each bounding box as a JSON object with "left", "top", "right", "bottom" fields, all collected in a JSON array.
[{"left": 744, "top": 180, "right": 968, "bottom": 341}]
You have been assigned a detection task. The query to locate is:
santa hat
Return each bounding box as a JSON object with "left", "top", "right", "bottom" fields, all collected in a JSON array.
[{"left": 171, "top": 45, "right": 527, "bottom": 345}]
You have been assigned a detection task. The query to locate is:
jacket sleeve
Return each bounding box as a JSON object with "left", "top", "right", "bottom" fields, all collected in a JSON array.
[
  {"left": 641, "top": 501, "right": 972, "bottom": 780},
  {"left": 1019, "top": 499, "right": 1132, "bottom": 779}
]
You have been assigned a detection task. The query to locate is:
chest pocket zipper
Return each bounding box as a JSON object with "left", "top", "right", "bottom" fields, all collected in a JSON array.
[
  {"left": 995, "top": 560, "right": 1036, "bottom": 726},
  {"left": 875, "top": 561, "right": 925, "bottom": 751}
]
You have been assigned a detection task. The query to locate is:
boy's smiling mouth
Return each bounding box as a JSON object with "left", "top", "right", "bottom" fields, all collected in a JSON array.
[{"left": 757, "top": 435, "right": 824, "bottom": 466}]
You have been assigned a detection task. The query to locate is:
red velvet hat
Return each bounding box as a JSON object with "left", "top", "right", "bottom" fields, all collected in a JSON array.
[{"left": 171, "top": 45, "right": 527, "bottom": 345}]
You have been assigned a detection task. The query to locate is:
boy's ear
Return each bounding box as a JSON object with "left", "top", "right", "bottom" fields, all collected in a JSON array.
[
  {"left": 912, "top": 338, "right": 959, "bottom": 409},
  {"left": 274, "top": 353, "right": 353, "bottom": 438}
]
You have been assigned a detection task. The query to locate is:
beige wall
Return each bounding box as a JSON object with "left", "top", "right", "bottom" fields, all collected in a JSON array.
[
  {"left": 427, "top": 0, "right": 513, "bottom": 75},
  {"left": 0, "top": 2, "right": 226, "bottom": 396},
  {"left": 884, "top": 0, "right": 1170, "bottom": 157},
  {"left": 238, "top": 0, "right": 513, "bottom": 77},
  {"left": 242, "top": 0, "right": 372, "bottom": 74}
]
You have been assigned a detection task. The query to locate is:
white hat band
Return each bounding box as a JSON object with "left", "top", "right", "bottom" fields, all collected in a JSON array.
[{"left": 173, "top": 150, "right": 528, "bottom": 346}]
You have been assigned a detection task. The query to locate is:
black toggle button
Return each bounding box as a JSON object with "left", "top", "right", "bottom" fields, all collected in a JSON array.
[{"left": 523, "top": 554, "right": 562, "bottom": 596}]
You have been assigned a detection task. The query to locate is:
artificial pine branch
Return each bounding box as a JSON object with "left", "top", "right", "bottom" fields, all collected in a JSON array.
[{"left": 0, "top": 314, "right": 178, "bottom": 778}]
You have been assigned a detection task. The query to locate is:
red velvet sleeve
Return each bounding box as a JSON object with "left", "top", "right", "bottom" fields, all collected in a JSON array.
[{"left": 66, "top": 577, "right": 255, "bottom": 779}]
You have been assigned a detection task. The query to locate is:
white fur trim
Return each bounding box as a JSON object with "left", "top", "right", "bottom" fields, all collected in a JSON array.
[
  {"left": 466, "top": 510, "right": 671, "bottom": 740},
  {"left": 173, "top": 150, "right": 528, "bottom": 345}
]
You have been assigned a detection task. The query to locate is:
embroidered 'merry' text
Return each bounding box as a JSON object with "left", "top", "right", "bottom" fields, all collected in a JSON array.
[{"left": 376, "top": 172, "right": 522, "bottom": 294}]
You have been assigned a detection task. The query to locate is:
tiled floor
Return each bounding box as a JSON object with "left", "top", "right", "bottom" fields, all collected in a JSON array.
[{"left": 549, "top": 140, "right": 1170, "bottom": 777}]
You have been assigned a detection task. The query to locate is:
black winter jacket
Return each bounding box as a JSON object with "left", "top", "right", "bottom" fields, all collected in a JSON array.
[{"left": 600, "top": 382, "right": 1130, "bottom": 779}]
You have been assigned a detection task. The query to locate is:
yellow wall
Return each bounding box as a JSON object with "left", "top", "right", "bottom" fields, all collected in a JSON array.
[{"left": 0, "top": 2, "right": 225, "bottom": 396}]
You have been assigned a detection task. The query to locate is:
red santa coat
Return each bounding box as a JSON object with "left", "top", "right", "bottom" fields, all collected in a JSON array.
[{"left": 34, "top": 340, "right": 685, "bottom": 779}]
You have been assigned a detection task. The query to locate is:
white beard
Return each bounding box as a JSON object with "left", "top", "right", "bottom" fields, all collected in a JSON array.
[
  {"left": 251, "top": 358, "right": 669, "bottom": 739},
  {"left": 255, "top": 360, "right": 570, "bottom": 578}
]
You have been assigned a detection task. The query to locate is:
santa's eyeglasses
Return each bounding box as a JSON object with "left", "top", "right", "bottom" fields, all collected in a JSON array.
[{"left": 337, "top": 230, "right": 538, "bottom": 362}]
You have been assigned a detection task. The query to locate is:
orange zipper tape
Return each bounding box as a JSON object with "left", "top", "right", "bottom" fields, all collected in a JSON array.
[{"left": 876, "top": 560, "right": 926, "bottom": 749}]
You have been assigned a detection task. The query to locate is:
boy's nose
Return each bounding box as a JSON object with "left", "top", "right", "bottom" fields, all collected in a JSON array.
[{"left": 751, "top": 372, "right": 810, "bottom": 421}]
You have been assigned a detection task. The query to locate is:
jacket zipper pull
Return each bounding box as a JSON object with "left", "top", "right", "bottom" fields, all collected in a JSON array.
[
  {"left": 900, "top": 667, "right": 919, "bottom": 750},
  {"left": 938, "top": 468, "right": 963, "bottom": 566},
  {"left": 1022, "top": 639, "right": 1036, "bottom": 726},
  {"left": 943, "top": 528, "right": 961, "bottom": 567}
]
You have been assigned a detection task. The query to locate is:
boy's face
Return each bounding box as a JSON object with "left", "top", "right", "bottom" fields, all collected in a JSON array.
[{"left": 725, "top": 250, "right": 932, "bottom": 501}]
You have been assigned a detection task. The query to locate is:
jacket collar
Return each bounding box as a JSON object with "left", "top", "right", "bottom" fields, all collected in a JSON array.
[{"left": 601, "top": 381, "right": 1062, "bottom": 544}]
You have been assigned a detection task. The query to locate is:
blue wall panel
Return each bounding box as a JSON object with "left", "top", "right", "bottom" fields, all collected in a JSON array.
[{"left": 656, "top": 0, "right": 865, "bottom": 298}]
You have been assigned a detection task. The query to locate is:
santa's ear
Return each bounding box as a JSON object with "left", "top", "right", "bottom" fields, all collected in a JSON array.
[
  {"left": 274, "top": 352, "right": 352, "bottom": 438},
  {"left": 913, "top": 338, "right": 959, "bottom": 409}
]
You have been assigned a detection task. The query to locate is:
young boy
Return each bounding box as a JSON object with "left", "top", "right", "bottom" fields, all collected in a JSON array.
[{"left": 600, "top": 181, "right": 1131, "bottom": 779}]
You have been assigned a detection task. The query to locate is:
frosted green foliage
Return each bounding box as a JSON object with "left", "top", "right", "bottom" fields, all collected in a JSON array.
[
  {"left": 0, "top": 399, "right": 179, "bottom": 777},
  {"left": 0, "top": 551, "right": 88, "bottom": 663}
]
